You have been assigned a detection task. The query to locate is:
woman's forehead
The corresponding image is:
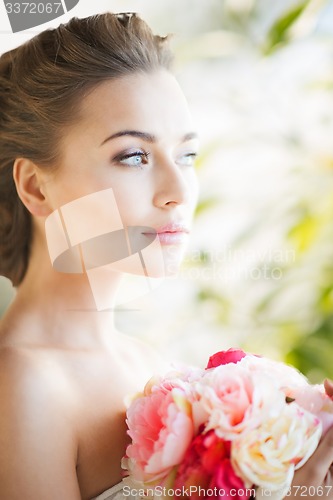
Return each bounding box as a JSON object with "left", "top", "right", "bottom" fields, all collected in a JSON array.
[{"left": 73, "top": 71, "right": 194, "bottom": 142}]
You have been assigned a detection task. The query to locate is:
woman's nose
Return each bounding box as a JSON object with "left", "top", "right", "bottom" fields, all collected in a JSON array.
[{"left": 152, "top": 160, "right": 191, "bottom": 209}]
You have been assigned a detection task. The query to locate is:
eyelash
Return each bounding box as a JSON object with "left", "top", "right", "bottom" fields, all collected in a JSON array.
[
  {"left": 113, "top": 150, "right": 199, "bottom": 168},
  {"left": 113, "top": 150, "right": 150, "bottom": 168},
  {"left": 181, "top": 152, "right": 198, "bottom": 165}
]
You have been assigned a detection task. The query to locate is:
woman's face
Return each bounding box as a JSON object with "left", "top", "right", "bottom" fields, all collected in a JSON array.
[{"left": 41, "top": 70, "right": 199, "bottom": 278}]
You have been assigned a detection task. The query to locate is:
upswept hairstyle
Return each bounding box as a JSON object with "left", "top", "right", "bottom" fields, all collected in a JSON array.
[{"left": 0, "top": 13, "right": 172, "bottom": 286}]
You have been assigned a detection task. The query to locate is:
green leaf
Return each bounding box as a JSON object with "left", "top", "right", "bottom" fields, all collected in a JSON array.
[
  {"left": 319, "top": 284, "right": 333, "bottom": 313},
  {"left": 285, "top": 317, "right": 333, "bottom": 382},
  {"left": 287, "top": 213, "right": 321, "bottom": 253},
  {"left": 264, "top": 1, "right": 310, "bottom": 54}
]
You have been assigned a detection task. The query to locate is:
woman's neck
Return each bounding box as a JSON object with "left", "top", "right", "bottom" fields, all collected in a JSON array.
[{"left": 1, "top": 232, "right": 123, "bottom": 350}]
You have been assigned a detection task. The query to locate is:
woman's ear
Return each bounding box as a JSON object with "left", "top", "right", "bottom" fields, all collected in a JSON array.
[{"left": 13, "top": 158, "right": 52, "bottom": 217}]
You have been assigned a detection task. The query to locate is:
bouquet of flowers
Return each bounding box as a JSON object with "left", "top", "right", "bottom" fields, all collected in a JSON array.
[{"left": 122, "top": 349, "right": 333, "bottom": 500}]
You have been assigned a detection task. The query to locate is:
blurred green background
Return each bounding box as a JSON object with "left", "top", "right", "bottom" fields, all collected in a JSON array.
[{"left": 1, "top": 0, "right": 333, "bottom": 381}]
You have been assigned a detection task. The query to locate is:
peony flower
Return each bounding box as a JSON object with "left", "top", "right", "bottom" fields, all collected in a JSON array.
[
  {"left": 198, "top": 363, "right": 285, "bottom": 440},
  {"left": 288, "top": 384, "right": 333, "bottom": 435},
  {"left": 144, "top": 366, "right": 205, "bottom": 397},
  {"left": 123, "top": 349, "right": 326, "bottom": 499},
  {"left": 206, "top": 348, "right": 247, "bottom": 369},
  {"left": 231, "top": 402, "right": 322, "bottom": 494},
  {"left": 210, "top": 459, "right": 252, "bottom": 500},
  {"left": 126, "top": 386, "right": 194, "bottom": 484},
  {"left": 174, "top": 429, "right": 251, "bottom": 500},
  {"left": 239, "top": 355, "right": 308, "bottom": 390}
]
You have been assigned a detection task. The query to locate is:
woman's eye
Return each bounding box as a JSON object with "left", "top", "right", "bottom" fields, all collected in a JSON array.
[
  {"left": 177, "top": 152, "right": 198, "bottom": 167},
  {"left": 115, "top": 151, "right": 150, "bottom": 167}
]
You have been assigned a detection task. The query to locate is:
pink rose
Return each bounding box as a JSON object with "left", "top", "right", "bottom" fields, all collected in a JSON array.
[
  {"left": 198, "top": 364, "right": 284, "bottom": 440},
  {"left": 144, "top": 366, "right": 205, "bottom": 397},
  {"left": 206, "top": 349, "right": 247, "bottom": 369},
  {"left": 126, "top": 386, "right": 194, "bottom": 484},
  {"left": 174, "top": 429, "right": 251, "bottom": 500}
]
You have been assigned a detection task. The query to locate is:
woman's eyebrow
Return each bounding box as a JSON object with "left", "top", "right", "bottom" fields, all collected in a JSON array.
[
  {"left": 182, "top": 132, "right": 198, "bottom": 142},
  {"left": 100, "top": 130, "right": 198, "bottom": 146},
  {"left": 100, "top": 130, "right": 156, "bottom": 146}
]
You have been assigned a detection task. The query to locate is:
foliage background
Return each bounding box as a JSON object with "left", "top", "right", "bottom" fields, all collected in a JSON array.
[{"left": 1, "top": 0, "right": 333, "bottom": 381}]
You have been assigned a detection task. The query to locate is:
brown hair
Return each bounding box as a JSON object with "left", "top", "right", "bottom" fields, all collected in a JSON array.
[{"left": 0, "top": 13, "right": 172, "bottom": 286}]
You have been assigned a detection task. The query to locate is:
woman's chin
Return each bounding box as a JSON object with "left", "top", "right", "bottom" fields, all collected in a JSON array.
[
  {"left": 161, "top": 244, "right": 187, "bottom": 277},
  {"left": 102, "top": 243, "right": 187, "bottom": 279}
]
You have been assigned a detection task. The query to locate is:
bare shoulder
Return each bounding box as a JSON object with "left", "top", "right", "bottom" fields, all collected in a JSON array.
[
  {"left": 0, "top": 346, "right": 81, "bottom": 499},
  {"left": 0, "top": 344, "right": 77, "bottom": 405}
]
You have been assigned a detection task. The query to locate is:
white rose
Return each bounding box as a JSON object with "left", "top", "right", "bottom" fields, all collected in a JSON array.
[
  {"left": 231, "top": 402, "right": 322, "bottom": 491},
  {"left": 239, "top": 355, "right": 308, "bottom": 390}
]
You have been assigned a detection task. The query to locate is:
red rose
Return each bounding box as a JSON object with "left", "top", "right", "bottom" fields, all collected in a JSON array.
[
  {"left": 174, "top": 430, "right": 250, "bottom": 500},
  {"left": 206, "top": 348, "right": 247, "bottom": 369},
  {"left": 211, "top": 458, "right": 252, "bottom": 500}
]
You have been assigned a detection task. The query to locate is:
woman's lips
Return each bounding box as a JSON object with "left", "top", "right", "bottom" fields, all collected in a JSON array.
[
  {"left": 143, "top": 223, "right": 190, "bottom": 245},
  {"left": 156, "top": 231, "right": 189, "bottom": 245}
]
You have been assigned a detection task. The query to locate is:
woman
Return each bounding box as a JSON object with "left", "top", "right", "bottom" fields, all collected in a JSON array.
[{"left": 0, "top": 12, "right": 332, "bottom": 500}]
